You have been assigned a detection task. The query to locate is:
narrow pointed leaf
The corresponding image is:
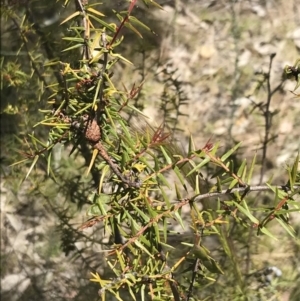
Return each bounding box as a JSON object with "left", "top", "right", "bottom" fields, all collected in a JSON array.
[
  {"left": 229, "top": 178, "right": 238, "bottom": 189},
  {"left": 157, "top": 173, "right": 171, "bottom": 188},
  {"left": 276, "top": 217, "right": 295, "bottom": 238},
  {"left": 233, "top": 201, "right": 259, "bottom": 224},
  {"left": 289, "top": 154, "right": 299, "bottom": 189},
  {"left": 188, "top": 135, "right": 195, "bottom": 155},
  {"left": 86, "top": 149, "right": 98, "bottom": 176},
  {"left": 237, "top": 159, "right": 247, "bottom": 178},
  {"left": 160, "top": 146, "right": 172, "bottom": 164},
  {"left": 87, "top": 13, "right": 116, "bottom": 32},
  {"left": 259, "top": 226, "right": 278, "bottom": 240},
  {"left": 60, "top": 11, "right": 80, "bottom": 25},
  {"left": 62, "top": 43, "right": 84, "bottom": 52},
  {"left": 186, "top": 157, "right": 210, "bottom": 176},
  {"left": 174, "top": 182, "right": 182, "bottom": 200},
  {"left": 86, "top": 7, "right": 105, "bottom": 17},
  {"left": 134, "top": 240, "right": 153, "bottom": 257},
  {"left": 221, "top": 142, "right": 242, "bottom": 162},
  {"left": 130, "top": 202, "right": 150, "bottom": 222},
  {"left": 247, "top": 152, "right": 257, "bottom": 183},
  {"left": 173, "top": 165, "right": 186, "bottom": 188},
  {"left": 173, "top": 210, "right": 184, "bottom": 229},
  {"left": 24, "top": 155, "right": 39, "bottom": 182}
]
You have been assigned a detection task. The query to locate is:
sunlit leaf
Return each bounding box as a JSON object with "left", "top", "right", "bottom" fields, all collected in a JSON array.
[
  {"left": 259, "top": 226, "right": 278, "bottom": 240},
  {"left": 86, "top": 7, "right": 105, "bottom": 17},
  {"left": 60, "top": 11, "right": 80, "bottom": 25},
  {"left": 86, "top": 148, "right": 98, "bottom": 176},
  {"left": 276, "top": 217, "right": 295, "bottom": 238},
  {"left": 87, "top": 13, "right": 116, "bottom": 32},
  {"left": 22, "top": 155, "right": 39, "bottom": 183},
  {"left": 186, "top": 157, "right": 210, "bottom": 176},
  {"left": 221, "top": 142, "right": 242, "bottom": 162},
  {"left": 233, "top": 200, "right": 259, "bottom": 224}
]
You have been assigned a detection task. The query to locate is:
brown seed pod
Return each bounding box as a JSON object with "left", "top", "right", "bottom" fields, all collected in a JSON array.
[{"left": 85, "top": 119, "right": 101, "bottom": 143}]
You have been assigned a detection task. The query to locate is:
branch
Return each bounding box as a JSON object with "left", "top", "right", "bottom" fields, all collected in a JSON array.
[
  {"left": 259, "top": 53, "right": 276, "bottom": 183},
  {"left": 192, "top": 184, "right": 300, "bottom": 203}
]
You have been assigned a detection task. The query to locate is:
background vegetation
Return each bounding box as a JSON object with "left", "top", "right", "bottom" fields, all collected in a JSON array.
[{"left": 1, "top": 1, "right": 300, "bottom": 301}]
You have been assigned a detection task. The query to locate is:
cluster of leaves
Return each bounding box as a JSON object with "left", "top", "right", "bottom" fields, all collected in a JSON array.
[{"left": 4, "top": 0, "right": 300, "bottom": 300}]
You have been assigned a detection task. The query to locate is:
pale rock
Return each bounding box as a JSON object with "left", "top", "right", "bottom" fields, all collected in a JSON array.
[
  {"left": 279, "top": 120, "right": 293, "bottom": 134},
  {"left": 1, "top": 273, "right": 30, "bottom": 292},
  {"left": 288, "top": 27, "right": 300, "bottom": 49},
  {"left": 231, "top": 116, "right": 250, "bottom": 136},
  {"left": 251, "top": 4, "right": 266, "bottom": 17},
  {"left": 238, "top": 49, "right": 252, "bottom": 67},
  {"left": 233, "top": 97, "right": 252, "bottom": 109},
  {"left": 6, "top": 213, "right": 23, "bottom": 232},
  {"left": 276, "top": 152, "right": 291, "bottom": 166},
  {"left": 253, "top": 41, "right": 277, "bottom": 56},
  {"left": 213, "top": 119, "right": 230, "bottom": 135},
  {"left": 199, "top": 44, "right": 216, "bottom": 59}
]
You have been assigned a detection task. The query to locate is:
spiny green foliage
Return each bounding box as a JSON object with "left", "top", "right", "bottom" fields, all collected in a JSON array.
[{"left": 7, "top": 1, "right": 300, "bottom": 300}]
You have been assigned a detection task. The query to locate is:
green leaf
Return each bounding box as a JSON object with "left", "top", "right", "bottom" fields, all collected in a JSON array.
[
  {"left": 21, "top": 155, "right": 39, "bottom": 184},
  {"left": 60, "top": 11, "right": 80, "bottom": 25},
  {"left": 157, "top": 173, "right": 171, "bottom": 188},
  {"left": 192, "top": 244, "right": 210, "bottom": 261},
  {"left": 266, "top": 183, "right": 287, "bottom": 199},
  {"left": 87, "top": 13, "right": 116, "bottom": 33},
  {"left": 259, "top": 226, "right": 278, "bottom": 240},
  {"left": 86, "top": 7, "right": 105, "bottom": 17},
  {"left": 247, "top": 152, "right": 257, "bottom": 183},
  {"left": 124, "top": 210, "right": 140, "bottom": 233},
  {"left": 86, "top": 149, "right": 99, "bottom": 176},
  {"left": 216, "top": 177, "right": 222, "bottom": 192},
  {"left": 219, "top": 176, "right": 234, "bottom": 185},
  {"left": 174, "top": 182, "right": 182, "bottom": 200},
  {"left": 233, "top": 200, "right": 259, "bottom": 224},
  {"left": 186, "top": 157, "right": 210, "bottom": 176},
  {"left": 202, "top": 258, "right": 224, "bottom": 275},
  {"left": 188, "top": 135, "right": 196, "bottom": 155},
  {"left": 228, "top": 178, "right": 239, "bottom": 189},
  {"left": 159, "top": 187, "right": 171, "bottom": 209},
  {"left": 289, "top": 154, "right": 299, "bottom": 189},
  {"left": 194, "top": 174, "right": 200, "bottom": 194},
  {"left": 61, "top": 43, "right": 84, "bottom": 52},
  {"left": 89, "top": 203, "right": 101, "bottom": 215},
  {"left": 142, "top": 0, "right": 164, "bottom": 9},
  {"left": 130, "top": 202, "right": 150, "bottom": 223},
  {"left": 173, "top": 165, "right": 187, "bottom": 189},
  {"left": 99, "top": 164, "right": 110, "bottom": 192},
  {"left": 110, "top": 52, "right": 133, "bottom": 65},
  {"left": 173, "top": 210, "right": 185, "bottom": 230},
  {"left": 128, "top": 16, "right": 152, "bottom": 32},
  {"left": 96, "top": 195, "right": 108, "bottom": 215},
  {"left": 237, "top": 159, "right": 247, "bottom": 178},
  {"left": 275, "top": 217, "right": 295, "bottom": 238},
  {"left": 192, "top": 245, "right": 224, "bottom": 274},
  {"left": 47, "top": 151, "right": 52, "bottom": 176},
  {"left": 134, "top": 240, "right": 153, "bottom": 257},
  {"left": 221, "top": 142, "right": 242, "bottom": 162},
  {"left": 62, "top": 37, "right": 85, "bottom": 42},
  {"left": 28, "top": 134, "right": 47, "bottom": 148},
  {"left": 160, "top": 146, "right": 172, "bottom": 164}
]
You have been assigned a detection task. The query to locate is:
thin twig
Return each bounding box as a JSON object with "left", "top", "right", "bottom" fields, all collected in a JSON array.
[
  {"left": 259, "top": 53, "right": 276, "bottom": 184},
  {"left": 186, "top": 258, "right": 200, "bottom": 301},
  {"left": 192, "top": 184, "right": 299, "bottom": 203},
  {"left": 75, "top": 0, "right": 90, "bottom": 61}
]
